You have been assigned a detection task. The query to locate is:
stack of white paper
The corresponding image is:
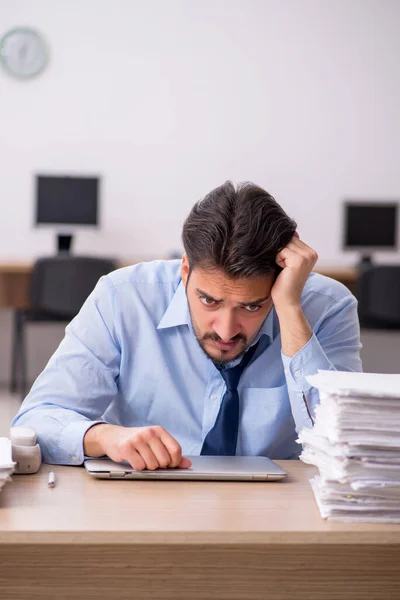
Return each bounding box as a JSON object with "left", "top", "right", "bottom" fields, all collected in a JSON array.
[
  {"left": 0, "top": 437, "right": 15, "bottom": 493},
  {"left": 298, "top": 370, "right": 400, "bottom": 522}
]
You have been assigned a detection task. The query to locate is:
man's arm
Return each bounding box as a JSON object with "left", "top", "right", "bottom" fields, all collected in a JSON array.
[
  {"left": 280, "top": 294, "right": 362, "bottom": 431},
  {"left": 272, "top": 233, "right": 317, "bottom": 357},
  {"left": 11, "top": 276, "right": 120, "bottom": 465},
  {"left": 12, "top": 275, "right": 193, "bottom": 471},
  {"left": 271, "top": 235, "right": 362, "bottom": 432}
]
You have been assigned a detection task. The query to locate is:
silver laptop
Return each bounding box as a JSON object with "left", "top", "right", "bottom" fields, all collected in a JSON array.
[{"left": 84, "top": 455, "right": 287, "bottom": 481}]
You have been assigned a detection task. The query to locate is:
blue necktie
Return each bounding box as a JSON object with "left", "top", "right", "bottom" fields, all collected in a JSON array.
[{"left": 201, "top": 341, "right": 260, "bottom": 456}]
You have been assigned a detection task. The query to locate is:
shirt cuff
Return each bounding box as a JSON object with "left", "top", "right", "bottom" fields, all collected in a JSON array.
[
  {"left": 58, "top": 419, "right": 106, "bottom": 465},
  {"left": 281, "top": 332, "right": 334, "bottom": 392}
]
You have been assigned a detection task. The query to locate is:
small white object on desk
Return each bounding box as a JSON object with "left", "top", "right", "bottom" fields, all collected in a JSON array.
[
  {"left": 48, "top": 471, "right": 56, "bottom": 488},
  {"left": 9, "top": 426, "right": 41, "bottom": 474}
]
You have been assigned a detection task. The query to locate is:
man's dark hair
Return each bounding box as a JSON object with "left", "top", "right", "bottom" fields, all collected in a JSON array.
[{"left": 182, "top": 181, "right": 297, "bottom": 278}]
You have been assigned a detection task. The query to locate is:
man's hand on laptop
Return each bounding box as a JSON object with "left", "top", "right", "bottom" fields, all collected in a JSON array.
[{"left": 83, "top": 424, "right": 192, "bottom": 471}]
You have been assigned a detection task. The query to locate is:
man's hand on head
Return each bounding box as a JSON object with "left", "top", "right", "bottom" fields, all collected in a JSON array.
[
  {"left": 83, "top": 423, "right": 192, "bottom": 471},
  {"left": 271, "top": 233, "right": 318, "bottom": 314},
  {"left": 270, "top": 233, "right": 317, "bottom": 357}
]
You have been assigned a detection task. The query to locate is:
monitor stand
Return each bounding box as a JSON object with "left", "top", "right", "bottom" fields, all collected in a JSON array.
[
  {"left": 57, "top": 234, "right": 73, "bottom": 254},
  {"left": 359, "top": 254, "right": 372, "bottom": 272}
]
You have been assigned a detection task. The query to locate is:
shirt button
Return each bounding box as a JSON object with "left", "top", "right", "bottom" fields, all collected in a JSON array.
[
  {"left": 294, "top": 370, "right": 303, "bottom": 378},
  {"left": 71, "top": 456, "right": 78, "bottom": 462},
  {"left": 210, "top": 394, "right": 217, "bottom": 400},
  {"left": 284, "top": 369, "right": 289, "bottom": 376}
]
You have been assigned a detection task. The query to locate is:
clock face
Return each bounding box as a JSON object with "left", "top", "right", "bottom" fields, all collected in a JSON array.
[{"left": 0, "top": 27, "right": 48, "bottom": 79}]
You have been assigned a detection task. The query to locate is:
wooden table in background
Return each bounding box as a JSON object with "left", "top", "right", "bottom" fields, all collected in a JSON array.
[
  {"left": 0, "top": 262, "right": 359, "bottom": 309},
  {"left": 0, "top": 263, "right": 32, "bottom": 309},
  {"left": 0, "top": 460, "right": 399, "bottom": 599}
]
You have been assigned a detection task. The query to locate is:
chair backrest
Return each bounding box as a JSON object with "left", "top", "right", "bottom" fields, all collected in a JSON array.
[
  {"left": 357, "top": 265, "right": 400, "bottom": 329},
  {"left": 30, "top": 256, "right": 117, "bottom": 318}
]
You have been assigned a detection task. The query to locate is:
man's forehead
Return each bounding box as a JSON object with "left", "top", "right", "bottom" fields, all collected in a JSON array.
[{"left": 189, "top": 267, "right": 274, "bottom": 301}]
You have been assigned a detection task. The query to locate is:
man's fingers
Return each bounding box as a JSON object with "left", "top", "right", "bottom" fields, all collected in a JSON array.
[
  {"left": 276, "top": 257, "right": 286, "bottom": 268},
  {"left": 158, "top": 428, "right": 184, "bottom": 467},
  {"left": 148, "top": 436, "right": 173, "bottom": 468},
  {"left": 123, "top": 446, "right": 147, "bottom": 471},
  {"left": 290, "top": 237, "right": 318, "bottom": 259},
  {"left": 133, "top": 441, "right": 160, "bottom": 470},
  {"left": 285, "top": 240, "right": 310, "bottom": 256},
  {"left": 276, "top": 245, "right": 297, "bottom": 264},
  {"left": 277, "top": 240, "right": 318, "bottom": 264},
  {"left": 118, "top": 426, "right": 187, "bottom": 471},
  {"left": 178, "top": 456, "right": 192, "bottom": 469}
]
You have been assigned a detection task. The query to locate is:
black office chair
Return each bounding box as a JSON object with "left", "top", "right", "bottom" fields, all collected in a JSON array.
[
  {"left": 357, "top": 265, "right": 400, "bottom": 329},
  {"left": 11, "top": 255, "right": 117, "bottom": 401}
]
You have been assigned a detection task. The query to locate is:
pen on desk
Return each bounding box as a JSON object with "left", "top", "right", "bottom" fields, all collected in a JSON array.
[{"left": 48, "top": 471, "right": 56, "bottom": 488}]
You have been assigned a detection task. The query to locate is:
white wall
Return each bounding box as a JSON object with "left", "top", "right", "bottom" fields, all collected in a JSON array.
[{"left": 1, "top": 0, "right": 400, "bottom": 265}]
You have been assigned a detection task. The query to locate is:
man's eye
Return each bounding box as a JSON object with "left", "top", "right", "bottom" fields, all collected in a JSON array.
[
  {"left": 244, "top": 304, "right": 261, "bottom": 312},
  {"left": 200, "top": 296, "right": 216, "bottom": 306}
]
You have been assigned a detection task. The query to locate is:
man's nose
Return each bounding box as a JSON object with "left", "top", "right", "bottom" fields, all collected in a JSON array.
[{"left": 214, "top": 313, "right": 241, "bottom": 342}]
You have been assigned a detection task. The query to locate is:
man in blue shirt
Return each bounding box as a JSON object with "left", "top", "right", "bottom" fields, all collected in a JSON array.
[{"left": 12, "top": 181, "right": 362, "bottom": 469}]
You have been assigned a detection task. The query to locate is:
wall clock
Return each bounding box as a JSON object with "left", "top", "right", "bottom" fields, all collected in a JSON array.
[{"left": 0, "top": 27, "right": 48, "bottom": 79}]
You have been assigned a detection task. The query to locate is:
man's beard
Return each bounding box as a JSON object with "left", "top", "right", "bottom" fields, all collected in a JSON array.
[{"left": 188, "top": 304, "right": 248, "bottom": 366}]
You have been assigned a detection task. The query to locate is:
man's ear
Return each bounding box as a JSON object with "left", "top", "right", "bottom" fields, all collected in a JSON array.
[
  {"left": 181, "top": 254, "right": 190, "bottom": 287},
  {"left": 293, "top": 231, "right": 300, "bottom": 239}
]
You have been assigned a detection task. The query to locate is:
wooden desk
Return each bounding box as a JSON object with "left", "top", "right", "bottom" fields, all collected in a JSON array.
[
  {"left": 0, "top": 263, "right": 32, "bottom": 309},
  {"left": 0, "top": 262, "right": 359, "bottom": 309},
  {"left": 0, "top": 461, "right": 399, "bottom": 599}
]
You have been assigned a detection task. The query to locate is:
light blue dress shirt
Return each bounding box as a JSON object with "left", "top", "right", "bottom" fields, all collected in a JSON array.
[{"left": 12, "top": 260, "right": 362, "bottom": 465}]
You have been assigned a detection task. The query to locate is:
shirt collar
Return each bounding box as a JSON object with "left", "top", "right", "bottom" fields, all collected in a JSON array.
[
  {"left": 157, "top": 280, "right": 277, "bottom": 342},
  {"left": 157, "top": 280, "right": 190, "bottom": 329}
]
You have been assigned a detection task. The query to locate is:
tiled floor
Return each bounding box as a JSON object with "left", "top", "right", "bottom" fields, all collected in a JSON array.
[{"left": 0, "top": 389, "right": 21, "bottom": 437}]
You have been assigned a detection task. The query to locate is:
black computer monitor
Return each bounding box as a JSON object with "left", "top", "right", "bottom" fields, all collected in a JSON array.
[
  {"left": 35, "top": 175, "right": 99, "bottom": 253},
  {"left": 343, "top": 201, "right": 398, "bottom": 266}
]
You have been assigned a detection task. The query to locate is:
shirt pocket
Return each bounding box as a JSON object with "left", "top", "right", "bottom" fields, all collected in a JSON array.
[{"left": 239, "top": 385, "right": 296, "bottom": 457}]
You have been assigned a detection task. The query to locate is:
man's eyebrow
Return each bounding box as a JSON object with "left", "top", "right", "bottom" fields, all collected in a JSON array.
[
  {"left": 195, "top": 288, "right": 270, "bottom": 306},
  {"left": 240, "top": 295, "right": 270, "bottom": 306},
  {"left": 196, "top": 288, "right": 223, "bottom": 302}
]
